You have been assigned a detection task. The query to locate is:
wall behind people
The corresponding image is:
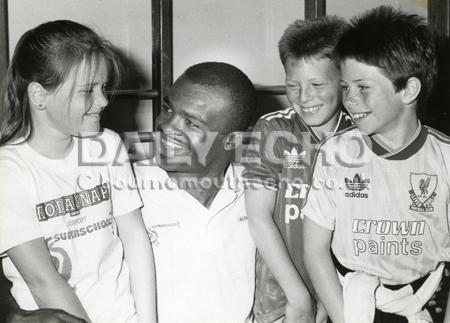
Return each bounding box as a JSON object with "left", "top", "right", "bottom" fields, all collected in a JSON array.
[
  {"left": 172, "top": 0, "right": 429, "bottom": 124},
  {"left": 7, "top": 0, "right": 444, "bottom": 135},
  {"left": 173, "top": 0, "right": 301, "bottom": 120}
]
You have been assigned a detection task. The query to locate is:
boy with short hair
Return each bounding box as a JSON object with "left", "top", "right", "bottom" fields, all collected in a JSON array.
[
  {"left": 243, "top": 17, "right": 352, "bottom": 322},
  {"left": 303, "top": 6, "right": 450, "bottom": 323}
]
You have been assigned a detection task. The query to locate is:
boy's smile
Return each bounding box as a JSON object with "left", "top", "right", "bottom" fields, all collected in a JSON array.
[
  {"left": 351, "top": 112, "right": 371, "bottom": 121},
  {"left": 296, "top": 103, "right": 322, "bottom": 114},
  {"left": 284, "top": 57, "right": 342, "bottom": 137},
  {"left": 340, "top": 58, "right": 418, "bottom": 148}
]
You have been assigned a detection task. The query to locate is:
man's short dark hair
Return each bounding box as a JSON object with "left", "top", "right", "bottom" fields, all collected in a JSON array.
[
  {"left": 336, "top": 6, "right": 437, "bottom": 108},
  {"left": 278, "top": 16, "right": 348, "bottom": 66},
  {"left": 183, "top": 62, "right": 256, "bottom": 132}
]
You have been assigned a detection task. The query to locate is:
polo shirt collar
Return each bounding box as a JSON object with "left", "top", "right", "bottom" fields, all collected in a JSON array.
[
  {"left": 362, "top": 121, "right": 427, "bottom": 160},
  {"left": 155, "top": 163, "right": 243, "bottom": 214},
  {"left": 208, "top": 164, "right": 243, "bottom": 214}
]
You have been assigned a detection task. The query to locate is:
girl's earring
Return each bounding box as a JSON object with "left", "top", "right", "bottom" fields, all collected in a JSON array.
[{"left": 37, "top": 103, "right": 46, "bottom": 110}]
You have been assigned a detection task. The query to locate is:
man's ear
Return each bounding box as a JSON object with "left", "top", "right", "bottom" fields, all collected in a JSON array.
[
  {"left": 223, "top": 131, "right": 244, "bottom": 151},
  {"left": 27, "top": 82, "right": 47, "bottom": 111},
  {"left": 401, "top": 77, "right": 421, "bottom": 105}
]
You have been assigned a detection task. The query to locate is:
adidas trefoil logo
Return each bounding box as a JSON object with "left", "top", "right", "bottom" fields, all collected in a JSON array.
[
  {"left": 283, "top": 147, "right": 306, "bottom": 169},
  {"left": 344, "top": 173, "right": 370, "bottom": 198},
  {"left": 283, "top": 147, "right": 306, "bottom": 159},
  {"left": 345, "top": 173, "right": 370, "bottom": 191}
]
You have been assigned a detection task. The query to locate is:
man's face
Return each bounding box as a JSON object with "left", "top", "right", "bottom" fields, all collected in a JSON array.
[{"left": 155, "top": 76, "right": 232, "bottom": 173}]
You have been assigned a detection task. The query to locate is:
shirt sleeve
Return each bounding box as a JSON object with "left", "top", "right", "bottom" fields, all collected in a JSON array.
[
  {"left": 241, "top": 118, "right": 281, "bottom": 190},
  {"left": 0, "top": 152, "right": 43, "bottom": 255},
  {"left": 103, "top": 129, "right": 143, "bottom": 217},
  {"left": 301, "top": 147, "right": 336, "bottom": 230}
]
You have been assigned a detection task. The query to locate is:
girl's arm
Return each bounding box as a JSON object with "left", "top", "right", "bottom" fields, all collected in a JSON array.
[
  {"left": 7, "top": 238, "right": 90, "bottom": 322},
  {"left": 116, "top": 209, "right": 157, "bottom": 323},
  {"left": 303, "top": 217, "right": 344, "bottom": 323},
  {"left": 245, "top": 187, "right": 314, "bottom": 323}
]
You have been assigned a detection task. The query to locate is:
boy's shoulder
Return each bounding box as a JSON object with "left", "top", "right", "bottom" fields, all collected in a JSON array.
[
  {"left": 256, "top": 107, "right": 306, "bottom": 131},
  {"left": 312, "top": 125, "right": 362, "bottom": 167},
  {"left": 422, "top": 126, "right": 450, "bottom": 164},
  {"left": 256, "top": 107, "right": 352, "bottom": 132},
  {"left": 315, "top": 125, "right": 450, "bottom": 168},
  {"left": 320, "top": 124, "right": 360, "bottom": 149},
  {"left": 259, "top": 107, "right": 297, "bottom": 122},
  {"left": 424, "top": 126, "right": 450, "bottom": 146}
]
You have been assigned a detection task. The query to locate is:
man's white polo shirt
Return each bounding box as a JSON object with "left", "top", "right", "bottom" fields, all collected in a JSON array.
[{"left": 133, "top": 162, "right": 256, "bottom": 323}]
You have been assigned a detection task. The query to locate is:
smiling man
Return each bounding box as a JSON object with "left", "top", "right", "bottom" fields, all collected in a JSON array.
[{"left": 133, "top": 62, "right": 257, "bottom": 323}]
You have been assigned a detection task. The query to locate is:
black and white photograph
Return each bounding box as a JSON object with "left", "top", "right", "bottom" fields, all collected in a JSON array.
[{"left": 0, "top": 0, "right": 449, "bottom": 322}]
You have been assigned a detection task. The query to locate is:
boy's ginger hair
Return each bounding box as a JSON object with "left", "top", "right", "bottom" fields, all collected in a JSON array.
[{"left": 278, "top": 16, "right": 348, "bottom": 65}]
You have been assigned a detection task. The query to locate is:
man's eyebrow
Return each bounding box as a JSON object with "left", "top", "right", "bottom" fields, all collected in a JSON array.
[
  {"left": 181, "top": 109, "right": 207, "bottom": 124},
  {"left": 163, "top": 96, "right": 207, "bottom": 124}
]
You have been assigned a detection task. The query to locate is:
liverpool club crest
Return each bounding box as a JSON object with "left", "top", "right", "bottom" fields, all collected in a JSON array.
[{"left": 409, "top": 173, "right": 437, "bottom": 212}]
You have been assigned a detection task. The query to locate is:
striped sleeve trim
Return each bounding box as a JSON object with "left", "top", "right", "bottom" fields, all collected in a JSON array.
[
  {"left": 261, "top": 108, "right": 296, "bottom": 122},
  {"left": 426, "top": 126, "right": 450, "bottom": 145}
]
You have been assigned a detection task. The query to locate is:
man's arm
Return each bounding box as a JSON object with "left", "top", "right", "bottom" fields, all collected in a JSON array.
[
  {"left": 116, "top": 209, "right": 157, "bottom": 323},
  {"left": 6, "top": 239, "right": 90, "bottom": 322},
  {"left": 245, "top": 186, "right": 314, "bottom": 323},
  {"left": 303, "top": 217, "right": 344, "bottom": 323}
]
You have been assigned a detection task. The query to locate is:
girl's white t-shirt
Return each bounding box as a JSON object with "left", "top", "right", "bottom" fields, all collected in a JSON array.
[{"left": 0, "top": 129, "right": 142, "bottom": 323}]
